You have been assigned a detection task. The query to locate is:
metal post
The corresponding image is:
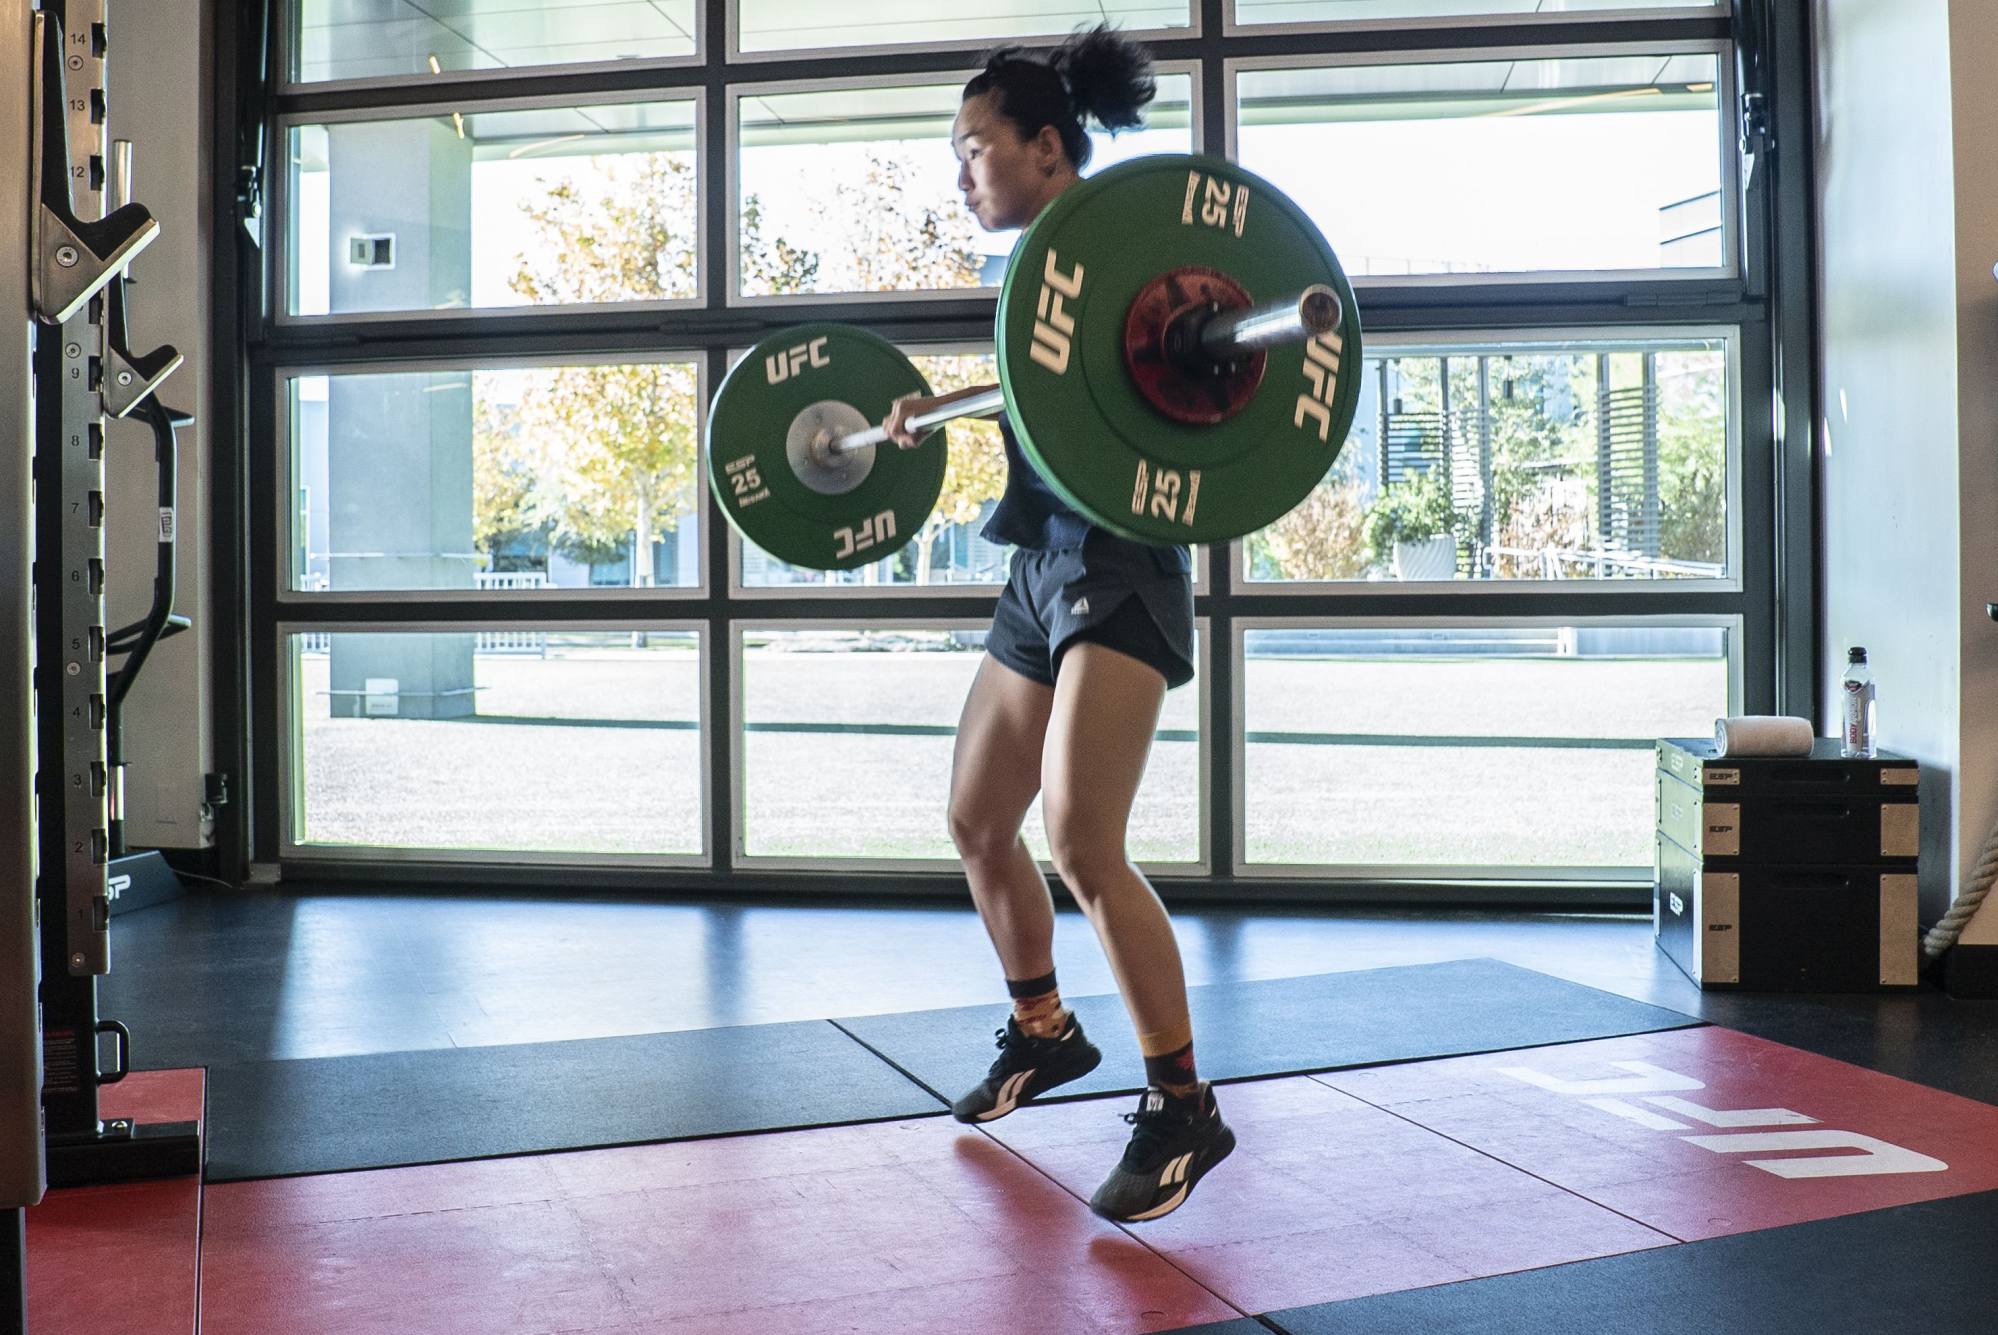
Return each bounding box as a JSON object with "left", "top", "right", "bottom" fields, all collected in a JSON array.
[
  {"left": 24, "top": 0, "right": 197, "bottom": 1191},
  {"left": 36, "top": 0, "right": 115, "bottom": 1159},
  {"left": 1595, "top": 352, "right": 1613, "bottom": 554},
  {"left": 1641, "top": 353, "right": 1661, "bottom": 558},
  {"left": 4, "top": 9, "right": 47, "bottom": 1335}
]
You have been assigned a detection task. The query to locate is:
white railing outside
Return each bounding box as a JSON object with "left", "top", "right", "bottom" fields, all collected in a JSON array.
[{"left": 474, "top": 571, "right": 549, "bottom": 656}]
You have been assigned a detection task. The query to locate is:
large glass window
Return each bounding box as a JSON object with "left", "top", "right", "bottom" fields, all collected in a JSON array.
[
  {"left": 263, "top": 1, "right": 1777, "bottom": 900},
  {"left": 739, "top": 626, "right": 1203, "bottom": 865},
  {"left": 1235, "top": 51, "right": 1727, "bottom": 277},
  {"left": 1239, "top": 622, "right": 1733, "bottom": 874},
  {"left": 287, "top": 99, "right": 700, "bottom": 318},
  {"left": 734, "top": 74, "right": 1195, "bottom": 300},
  {"left": 1244, "top": 333, "right": 1733, "bottom": 585},
  {"left": 289, "top": 1, "right": 699, "bottom": 85},
  {"left": 735, "top": 2, "right": 1192, "bottom": 57},
  {"left": 286, "top": 628, "right": 706, "bottom": 858},
  {"left": 289, "top": 358, "right": 704, "bottom": 595}
]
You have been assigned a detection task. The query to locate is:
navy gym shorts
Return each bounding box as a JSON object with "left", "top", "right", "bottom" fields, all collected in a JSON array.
[{"left": 985, "top": 530, "right": 1196, "bottom": 691}]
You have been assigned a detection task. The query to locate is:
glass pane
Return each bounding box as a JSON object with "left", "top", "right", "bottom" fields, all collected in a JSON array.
[
  {"left": 738, "top": 2, "right": 1190, "bottom": 54},
  {"left": 292, "top": 359, "right": 703, "bottom": 594},
  {"left": 1241, "top": 624, "right": 1729, "bottom": 870},
  {"left": 1244, "top": 336, "right": 1729, "bottom": 583},
  {"left": 741, "top": 627, "right": 1201, "bottom": 862},
  {"left": 738, "top": 349, "right": 1010, "bottom": 589},
  {"left": 289, "top": 100, "right": 698, "bottom": 317},
  {"left": 291, "top": 0, "right": 698, "bottom": 84},
  {"left": 1234, "top": 0, "right": 1713, "bottom": 25},
  {"left": 1236, "top": 54, "right": 1724, "bottom": 275},
  {"left": 291, "top": 629, "right": 704, "bottom": 855},
  {"left": 736, "top": 75, "right": 1194, "bottom": 298}
]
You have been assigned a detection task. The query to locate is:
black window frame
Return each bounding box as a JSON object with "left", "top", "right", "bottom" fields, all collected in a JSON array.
[{"left": 209, "top": 0, "right": 1816, "bottom": 911}]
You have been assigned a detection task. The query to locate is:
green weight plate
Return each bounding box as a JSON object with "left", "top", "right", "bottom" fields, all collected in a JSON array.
[
  {"left": 706, "top": 323, "right": 945, "bottom": 571},
  {"left": 996, "top": 153, "right": 1363, "bottom": 546}
]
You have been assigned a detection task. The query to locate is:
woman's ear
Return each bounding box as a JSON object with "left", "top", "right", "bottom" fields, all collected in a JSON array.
[{"left": 1037, "top": 124, "right": 1065, "bottom": 176}]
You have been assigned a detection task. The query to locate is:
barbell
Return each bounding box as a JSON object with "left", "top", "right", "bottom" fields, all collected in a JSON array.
[{"left": 706, "top": 153, "right": 1364, "bottom": 571}]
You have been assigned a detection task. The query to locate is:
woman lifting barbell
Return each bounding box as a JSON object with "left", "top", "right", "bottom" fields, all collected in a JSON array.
[{"left": 879, "top": 25, "right": 1234, "bottom": 1224}]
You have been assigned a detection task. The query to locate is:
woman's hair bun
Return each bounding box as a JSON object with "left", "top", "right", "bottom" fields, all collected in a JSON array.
[
  {"left": 964, "top": 24, "right": 1155, "bottom": 169},
  {"left": 1051, "top": 24, "right": 1155, "bottom": 133}
]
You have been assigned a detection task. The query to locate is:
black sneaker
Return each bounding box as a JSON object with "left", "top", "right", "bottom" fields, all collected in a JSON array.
[
  {"left": 1089, "top": 1084, "right": 1235, "bottom": 1223},
  {"left": 950, "top": 1014, "right": 1102, "bottom": 1123}
]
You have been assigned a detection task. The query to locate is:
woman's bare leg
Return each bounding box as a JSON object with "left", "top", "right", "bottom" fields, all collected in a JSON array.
[
  {"left": 1039, "top": 642, "right": 1193, "bottom": 1067},
  {"left": 948, "top": 655, "right": 1058, "bottom": 980}
]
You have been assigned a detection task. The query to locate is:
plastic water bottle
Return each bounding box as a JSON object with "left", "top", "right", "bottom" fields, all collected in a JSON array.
[{"left": 1841, "top": 647, "right": 1876, "bottom": 758}]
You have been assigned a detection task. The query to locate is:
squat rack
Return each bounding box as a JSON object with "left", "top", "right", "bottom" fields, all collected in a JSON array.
[{"left": 5, "top": 2, "right": 200, "bottom": 1329}]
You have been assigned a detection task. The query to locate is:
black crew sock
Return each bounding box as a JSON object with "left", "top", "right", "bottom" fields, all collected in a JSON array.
[{"left": 1143, "top": 1041, "right": 1202, "bottom": 1102}]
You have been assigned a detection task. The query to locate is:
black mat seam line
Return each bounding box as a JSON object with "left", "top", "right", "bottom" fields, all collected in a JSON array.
[
  {"left": 824, "top": 1017, "right": 958, "bottom": 1108},
  {"left": 965, "top": 1118, "right": 1260, "bottom": 1328},
  {"left": 1302, "top": 1068, "right": 1693, "bottom": 1247}
]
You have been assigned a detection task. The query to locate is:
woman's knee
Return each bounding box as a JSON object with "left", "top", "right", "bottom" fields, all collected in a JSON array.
[
  {"left": 948, "top": 796, "right": 1020, "bottom": 864},
  {"left": 1044, "top": 806, "right": 1129, "bottom": 894}
]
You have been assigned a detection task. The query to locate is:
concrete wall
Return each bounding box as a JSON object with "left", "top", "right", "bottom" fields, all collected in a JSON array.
[
  {"left": 102, "top": 0, "right": 211, "bottom": 849},
  {"left": 1815, "top": 0, "right": 1998, "bottom": 944}
]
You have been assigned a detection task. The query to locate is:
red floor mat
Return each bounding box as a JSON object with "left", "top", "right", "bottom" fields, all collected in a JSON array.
[
  {"left": 25, "top": 1068, "right": 206, "bottom": 1335},
  {"left": 983, "top": 1072, "right": 1674, "bottom": 1312},
  {"left": 1314, "top": 1025, "right": 1998, "bottom": 1240},
  {"left": 199, "top": 1117, "right": 1242, "bottom": 1335}
]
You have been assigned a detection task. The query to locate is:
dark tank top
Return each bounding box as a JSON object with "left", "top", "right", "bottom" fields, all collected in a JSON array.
[{"left": 981, "top": 415, "right": 1192, "bottom": 574}]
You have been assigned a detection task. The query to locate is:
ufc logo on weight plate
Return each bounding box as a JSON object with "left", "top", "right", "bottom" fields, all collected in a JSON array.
[
  {"left": 833, "top": 510, "right": 896, "bottom": 560},
  {"left": 765, "top": 337, "right": 830, "bottom": 385},
  {"left": 1499, "top": 1059, "right": 1948, "bottom": 1179},
  {"left": 1030, "top": 250, "right": 1084, "bottom": 375},
  {"left": 1293, "top": 332, "right": 1344, "bottom": 441}
]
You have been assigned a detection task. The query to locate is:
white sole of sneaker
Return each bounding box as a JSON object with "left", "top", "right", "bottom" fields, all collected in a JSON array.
[
  {"left": 973, "top": 1068, "right": 1036, "bottom": 1121},
  {"left": 1124, "top": 1184, "right": 1190, "bottom": 1221}
]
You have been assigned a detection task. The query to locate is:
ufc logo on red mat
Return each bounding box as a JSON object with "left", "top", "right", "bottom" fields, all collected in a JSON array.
[{"left": 1499, "top": 1059, "right": 1948, "bottom": 1180}]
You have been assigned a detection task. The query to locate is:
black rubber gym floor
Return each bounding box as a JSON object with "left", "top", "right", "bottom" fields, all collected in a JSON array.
[
  {"left": 201, "top": 957, "right": 1697, "bottom": 1180},
  {"left": 1217, "top": 1188, "right": 1998, "bottom": 1335}
]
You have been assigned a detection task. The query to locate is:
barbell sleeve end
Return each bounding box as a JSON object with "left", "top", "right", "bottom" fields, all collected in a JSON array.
[
  {"left": 1298, "top": 284, "right": 1342, "bottom": 336},
  {"left": 1197, "top": 284, "right": 1345, "bottom": 362}
]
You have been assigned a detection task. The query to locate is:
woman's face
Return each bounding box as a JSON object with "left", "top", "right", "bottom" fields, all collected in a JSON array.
[{"left": 952, "top": 90, "right": 1069, "bottom": 233}]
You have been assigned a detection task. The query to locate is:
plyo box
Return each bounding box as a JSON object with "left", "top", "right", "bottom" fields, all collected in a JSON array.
[{"left": 1655, "top": 738, "right": 1920, "bottom": 992}]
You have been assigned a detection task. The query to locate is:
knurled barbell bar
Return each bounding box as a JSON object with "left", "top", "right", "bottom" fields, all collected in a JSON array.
[
  {"left": 705, "top": 153, "right": 1364, "bottom": 570},
  {"left": 817, "top": 283, "right": 1341, "bottom": 462}
]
